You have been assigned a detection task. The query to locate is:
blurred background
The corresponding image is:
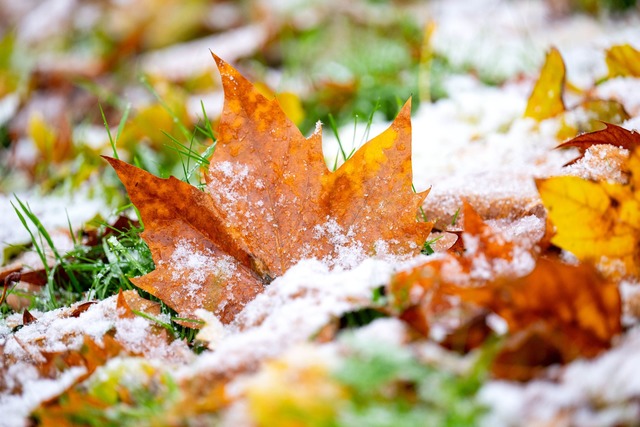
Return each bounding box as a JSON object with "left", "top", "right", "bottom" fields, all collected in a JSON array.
[{"left": 0, "top": 0, "right": 638, "bottom": 193}]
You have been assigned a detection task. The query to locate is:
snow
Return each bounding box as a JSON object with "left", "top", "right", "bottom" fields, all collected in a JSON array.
[
  {"left": 169, "top": 238, "right": 239, "bottom": 303},
  {"left": 480, "top": 327, "right": 640, "bottom": 427},
  {"left": 0, "top": 296, "right": 192, "bottom": 424},
  {"left": 2, "top": 0, "right": 640, "bottom": 425},
  {"left": 0, "top": 366, "right": 86, "bottom": 427},
  {"left": 180, "top": 257, "right": 394, "bottom": 377}
]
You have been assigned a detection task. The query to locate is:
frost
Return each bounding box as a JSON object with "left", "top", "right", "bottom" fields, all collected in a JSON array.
[
  {"left": 179, "top": 257, "right": 396, "bottom": 379},
  {"left": 170, "top": 238, "right": 238, "bottom": 303}
]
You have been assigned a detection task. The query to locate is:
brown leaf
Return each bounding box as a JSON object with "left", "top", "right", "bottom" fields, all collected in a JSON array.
[
  {"left": 445, "top": 258, "right": 620, "bottom": 380},
  {"left": 69, "top": 302, "right": 96, "bottom": 318},
  {"left": 389, "top": 202, "right": 517, "bottom": 340},
  {"left": 390, "top": 203, "right": 620, "bottom": 379},
  {"left": 559, "top": 122, "right": 640, "bottom": 165},
  {"left": 22, "top": 308, "right": 36, "bottom": 325},
  {"left": 460, "top": 258, "right": 621, "bottom": 357},
  {"left": 458, "top": 201, "right": 514, "bottom": 267},
  {"left": 107, "top": 54, "right": 431, "bottom": 324},
  {"left": 0, "top": 270, "right": 21, "bottom": 306}
]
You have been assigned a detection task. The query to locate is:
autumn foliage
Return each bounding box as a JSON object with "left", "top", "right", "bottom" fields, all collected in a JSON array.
[
  {"left": 390, "top": 202, "right": 622, "bottom": 381},
  {"left": 107, "top": 54, "right": 431, "bottom": 324}
]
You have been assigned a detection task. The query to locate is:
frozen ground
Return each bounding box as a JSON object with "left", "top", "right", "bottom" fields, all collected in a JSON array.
[{"left": 2, "top": 0, "right": 640, "bottom": 426}]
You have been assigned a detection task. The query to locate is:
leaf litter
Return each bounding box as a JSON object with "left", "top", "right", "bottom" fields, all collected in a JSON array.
[{"left": 2, "top": 1, "right": 640, "bottom": 425}]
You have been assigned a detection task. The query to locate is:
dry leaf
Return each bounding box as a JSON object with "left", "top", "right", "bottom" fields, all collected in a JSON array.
[
  {"left": 537, "top": 145, "right": 640, "bottom": 278},
  {"left": 392, "top": 255, "right": 621, "bottom": 380},
  {"left": 462, "top": 258, "right": 621, "bottom": 380},
  {"left": 389, "top": 202, "right": 523, "bottom": 342},
  {"left": 605, "top": 44, "right": 640, "bottom": 78},
  {"left": 524, "top": 47, "right": 566, "bottom": 121},
  {"left": 559, "top": 122, "right": 640, "bottom": 165},
  {"left": 107, "top": 53, "right": 431, "bottom": 324}
]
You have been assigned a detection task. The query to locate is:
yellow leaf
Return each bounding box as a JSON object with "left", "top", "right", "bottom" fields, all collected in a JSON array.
[
  {"left": 605, "top": 44, "right": 640, "bottom": 78},
  {"left": 537, "top": 169, "right": 640, "bottom": 277},
  {"left": 524, "top": 47, "right": 566, "bottom": 121},
  {"left": 28, "top": 113, "right": 56, "bottom": 160},
  {"left": 275, "top": 92, "right": 305, "bottom": 127},
  {"left": 246, "top": 346, "right": 346, "bottom": 427}
]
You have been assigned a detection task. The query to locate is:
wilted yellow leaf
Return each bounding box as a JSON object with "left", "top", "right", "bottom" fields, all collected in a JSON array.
[
  {"left": 605, "top": 44, "right": 640, "bottom": 78},
  {"left": 524, "top": 47, "right": 566, "bottom": 121}
]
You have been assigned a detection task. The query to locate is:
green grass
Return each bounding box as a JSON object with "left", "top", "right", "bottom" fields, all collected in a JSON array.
[
  {"left": 332, "top": 336, "right": 490, "bottom": 427},
  {"left": 5, "top": 199, "right": 210, "bottom": 348}
]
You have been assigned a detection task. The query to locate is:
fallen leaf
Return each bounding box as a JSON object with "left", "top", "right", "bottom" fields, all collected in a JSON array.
[
  {"left": 22, "top": 308, "right": 36, "bottom": 325},
  {"left": 524, "top": 47, "right": 566, "bottom": 121},
  {"left": 605, "top": 43, "right": 640, "bottom": 78},
  {"left": 556, "top": 100, "right": 631, "bottom": 142},
  {"left": 558, "top": 122, "right": 640, "bottom": 164},
  {"left": 463, "top": 258, "right": 621, "bottom": 380},
  {"left": 389, "top": 202, "right": 524, "bottom": 342},
  {"left": 107, "top": 53, "right": 431, "bottom": 324},
  {"left": 0, "top": 269, "right": 20, "bottom": 305},
  {"left": 105, "top": 157, "right": 265, "bottom": 325},
  {"left": 461, "top": 258, "right": 621, "bottom": 353},
  {"left": 537, "top": 146, "right": 640, "bottom": 278},
  {"left": 392, "top": 255, "right": 621, "bottom": 380},
  {"left": 458, "top": 201, "right": 514, "bottom": 269}
]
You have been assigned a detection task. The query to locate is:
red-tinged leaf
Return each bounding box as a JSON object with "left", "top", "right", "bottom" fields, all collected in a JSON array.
[
  {"left": 105, "top": 157, "right": 265, "bottom": 325},
  {"left": 108, "top": 54, "right": 431, "bottom": 325},
  {"left": 22, "top": 308, "right": 36, "bottom": 325},
  {"left": 69, "top": 302, "right": 96, "bottom": 318},
  {"left": 559, "top": 122, "right": 640, "bottom": 165},
  {"left": 0, "top": 270, "right": 21, "bottom": 305}
]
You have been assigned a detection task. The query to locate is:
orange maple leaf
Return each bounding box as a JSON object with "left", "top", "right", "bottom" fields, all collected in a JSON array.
[{"left": 107, "top": 53, "right": 431, "bottom": 324}]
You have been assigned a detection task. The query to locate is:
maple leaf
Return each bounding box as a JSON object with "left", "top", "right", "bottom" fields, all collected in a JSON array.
[
  {"left": 537, "top": 145, "right": 640, "bottom": 278},
  {"left": 524, "top": 47, "right": 566, "bottom": 121},
  {"left": 107, "top": 53, "right": 431, "bottom": 324}
]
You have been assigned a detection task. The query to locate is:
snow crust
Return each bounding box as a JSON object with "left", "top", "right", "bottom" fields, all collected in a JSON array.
[{"left": 180, "top": 257, "right": 394, "bottom": 377}]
